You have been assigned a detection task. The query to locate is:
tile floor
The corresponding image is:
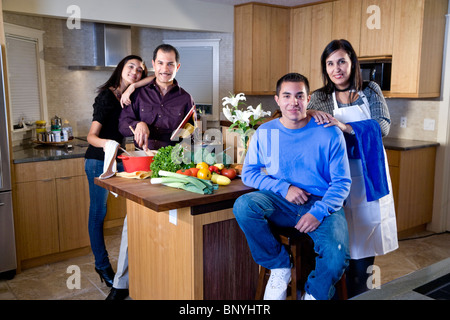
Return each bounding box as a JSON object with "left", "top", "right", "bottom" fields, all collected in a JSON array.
[{"left": 1, "top": 227, "right": 449, "bottom": 300}]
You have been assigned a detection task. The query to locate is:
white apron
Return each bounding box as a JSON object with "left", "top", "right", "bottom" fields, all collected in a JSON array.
[{"left": 332, "top": 91, "right": 398, "bottom": 260}]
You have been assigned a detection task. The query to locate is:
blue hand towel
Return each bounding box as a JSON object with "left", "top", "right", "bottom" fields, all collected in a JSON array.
[{"left": 346, "top": 120, "right": 389, "bottom": 202}]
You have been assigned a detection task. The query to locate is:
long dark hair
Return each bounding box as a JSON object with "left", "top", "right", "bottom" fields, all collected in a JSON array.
[
  {"left": 97, "top": 55, "right": 148, "bottom": 93},
  {"left": 319, "top": 39, "right": 362, "bottom": 95}
]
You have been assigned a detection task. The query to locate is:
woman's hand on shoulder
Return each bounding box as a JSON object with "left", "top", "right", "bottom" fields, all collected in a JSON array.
[{"left": 307, "top": 109, "right": 332, "bottom": 125}]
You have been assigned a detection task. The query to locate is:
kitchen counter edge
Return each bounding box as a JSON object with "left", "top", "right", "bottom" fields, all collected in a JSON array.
[{"left": 383, "top": 138, "right": 439, "bottom": 151}]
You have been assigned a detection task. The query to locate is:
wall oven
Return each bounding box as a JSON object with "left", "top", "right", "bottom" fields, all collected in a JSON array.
[{"left": 360, "top": 59, "right": 392, "bottom": 91}]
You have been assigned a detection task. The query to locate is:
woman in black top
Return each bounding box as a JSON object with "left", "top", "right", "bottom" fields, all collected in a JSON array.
[{"left": 84, "top": 55, "right": 149, "bottom": 286}]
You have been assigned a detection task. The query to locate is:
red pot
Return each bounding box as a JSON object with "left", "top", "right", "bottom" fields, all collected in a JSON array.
[{"left": 117, "top": 154, "right": 154, "bottom": 173}]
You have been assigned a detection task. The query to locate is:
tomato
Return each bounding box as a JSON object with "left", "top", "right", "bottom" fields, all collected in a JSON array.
[
  {"left": 196, "top": 162, "right": 209, "bottom": 170},
  {"left": 208, "top": 165, "right": 220, "bottom": 174},
  {"left": 197, "top": 168, "right": 211, "bottom": 180},
  {"left": 176, "top": 169, "right": 192, "bottom": 176},
  {"left": 221, "top": 168, "right": 237, "bottom": 180},
  {"left": 189, "top": 167, "right": 199, "bottom": 177}
]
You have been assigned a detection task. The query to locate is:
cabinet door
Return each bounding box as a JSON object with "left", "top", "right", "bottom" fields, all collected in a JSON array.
[
  {"left": 234, "top": 4, "right": 253, "bottom": 93},
  {"left": 332, "top": 0, "right": 362, "bottom": 56},
  {"left": 269, "top": 6, "right": 290, "bottom": 91},
  {"left": 252, "top": 5, "right": 272, "bottom": 93},
  {"left": 14, "top": 180, "right": 59, "bottom": 260},
  {"left": 391, "top": 0, "right": 447, "bottom": 97},
  {"left": 56, "top": 175, "right": 90, "bottom": 251},
  {"left": 290, "top": 6, "right": 312, "bottom": 78},
  {"left": 309, "top": 2, "right": 333, "bottom": 91},
  {"left": 359, "top": 0, "right": 396, "bottom": 57}
]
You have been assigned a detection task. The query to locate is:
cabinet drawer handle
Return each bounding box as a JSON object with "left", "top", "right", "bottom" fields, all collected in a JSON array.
[
  {"left": 0, "top": 202, "right": 5, "bottom": 206},
  {"left": 41, "top": 178, "right": 53, "bottom": 182},
  {"left": 58, "top": 177, "right": 72, "bottom": 180}
]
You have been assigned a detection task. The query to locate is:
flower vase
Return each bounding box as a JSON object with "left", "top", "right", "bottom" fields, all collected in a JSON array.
[{"left": 237, "top": 134, "right": 250, "bottom": 164}]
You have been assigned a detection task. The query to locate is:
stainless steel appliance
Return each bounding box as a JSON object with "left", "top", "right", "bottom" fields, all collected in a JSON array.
[
  {"left": 0, "top": 49, "right": 16, "bottom": 279},
  {"left": 360, "top": 59, "right": 392, "bottom": 91}
]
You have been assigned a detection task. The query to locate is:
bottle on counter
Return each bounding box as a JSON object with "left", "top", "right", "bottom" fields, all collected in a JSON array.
[
  {"left": 62, "top": 120, "right": 73, "bottom": 141},
  {"left": 51, "top": 115, "right": 62, "bottom": 131}
]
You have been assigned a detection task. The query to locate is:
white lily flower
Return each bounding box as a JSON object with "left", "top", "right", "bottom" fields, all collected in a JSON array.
[
  {"left": 222, "top": 106, "right": 235, "bottom": 122},
  {"left": 248, "top": 103, "right": 271, "bottom": 120},
  {"left": 222, "top": 92, "right": 246, "bottom": 107},
  {"left": 234, "top": 109, "right": 252, "bottom": 125}
]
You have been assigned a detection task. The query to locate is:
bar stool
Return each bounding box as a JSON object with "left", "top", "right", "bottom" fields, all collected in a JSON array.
[{"left": 255, "top": 226, "right": 348, "bottom": 300}]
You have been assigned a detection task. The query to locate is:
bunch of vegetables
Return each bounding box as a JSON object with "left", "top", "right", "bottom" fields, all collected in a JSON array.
[
  {"left": 149, "top": 143, "right": 238, "bottom": 194},
  {"left": 151, "top": 170, "right": 217, "bottom": 195},
  {"left": 150, "top": 144, "right": 188, "bottom": 178},
  {"left": 177, "top": 162, "right": 237, "bottom": 186}
]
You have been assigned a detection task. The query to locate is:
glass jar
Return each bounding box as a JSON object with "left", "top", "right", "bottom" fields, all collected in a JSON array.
[
  {"left": 51, "top": 115, "right": 62, "bottom": 131},
  {"left": 36, "top": 120, "right": 46, "bottom": 134}
]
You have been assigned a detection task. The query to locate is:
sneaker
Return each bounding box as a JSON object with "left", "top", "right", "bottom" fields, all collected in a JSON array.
[
  {"left": 301, "top": 292, "right": 316, "bottom": 300},
  {"left": 263, "top": 268, "right": 291, "bottom": 300}
]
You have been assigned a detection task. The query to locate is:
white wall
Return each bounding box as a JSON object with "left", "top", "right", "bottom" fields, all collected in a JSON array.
[{"left": 2, "top": 0, "right": 234, "bottom": 33}]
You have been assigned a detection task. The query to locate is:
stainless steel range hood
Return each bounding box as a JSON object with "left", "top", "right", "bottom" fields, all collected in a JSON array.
[{"left": 69, "top": 24, "right": 131, "bottom": 71}]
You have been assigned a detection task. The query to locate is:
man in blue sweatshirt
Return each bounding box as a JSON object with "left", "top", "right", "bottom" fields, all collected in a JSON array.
[{"left": 233, "top": 73, "right": 351, "bottom": 300}]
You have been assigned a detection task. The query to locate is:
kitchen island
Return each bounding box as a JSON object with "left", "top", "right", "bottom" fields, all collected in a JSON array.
[{"left": 95, "top": 176, "right": 259, "bottom": 300}]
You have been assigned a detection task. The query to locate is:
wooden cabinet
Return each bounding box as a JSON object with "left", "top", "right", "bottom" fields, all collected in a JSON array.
[
  {"left": 289, "top": 5, "right": 312, "bottom": 83},
  {"left": 235, "top": 0, "right": 447, "bottom": 98},
  {"left": 234, "top": 3, "right": 289, "bottom": 94},
  {"left": 309, "top": 2, "right": 333, "bottom": 91},
  {"left": 332, "top": 0, "right": 362, "bottom": 56},
  {"left": 386, "top": 146, "right": 437, "bottom": 236},
  {"left": 359, "top": 0, "right": 396, "bottom": 57},
  {"left": 290, "top": 2, "right": 333, "bottom": 92},
  {"left": 13, "top": 158, "right": 90, "bottom": 268},
  {"left": 390, "top": 0, "right": 448, "bottom": 98}
]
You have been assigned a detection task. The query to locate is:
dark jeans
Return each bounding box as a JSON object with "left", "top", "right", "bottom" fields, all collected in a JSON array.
[
  {"left": 233, "top": 190, "right": 350, "bottom": 300},
  {"left": 85, "top": 158, "right": 123, "bottom": 270}
]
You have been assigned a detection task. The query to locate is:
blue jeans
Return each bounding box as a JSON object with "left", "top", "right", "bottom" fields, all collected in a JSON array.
[
  {"left": 233, "top": 190, "right": 350, "bottom": 300},
  {"left": 85, "top": 158, "right": 123, "bottom": 270}
]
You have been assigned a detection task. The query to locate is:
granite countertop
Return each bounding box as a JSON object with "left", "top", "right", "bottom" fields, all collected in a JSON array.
[
  {"left": 12, "top": 136, "right": 438, "bottom": 164},
  {"left": 13, "top": 137, "right": 89, "bottom": 164},
  {"left": 383, "top": 138, "right": 439, "bottom": 151}
]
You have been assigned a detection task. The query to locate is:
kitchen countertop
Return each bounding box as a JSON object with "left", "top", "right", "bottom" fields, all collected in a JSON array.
[
  {"left": 12, "top": 136, "right": 438, "bottom": 164},
  {"left": 95, "top": 175, "right": 254, "bottom": 212},
  {"left": 12, "top": 137, "right": 89, "bottom": 164},
  {"left": 383, "top": 138, "right": 439, "bottom": 151}
]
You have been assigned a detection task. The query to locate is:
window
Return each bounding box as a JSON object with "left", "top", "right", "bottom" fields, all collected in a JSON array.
[
  {"left": 4, "top": 23, "right": 48, "bottom": 130},
  {"left": 163, "top": 39, "right": 220, "bottom": 121}
]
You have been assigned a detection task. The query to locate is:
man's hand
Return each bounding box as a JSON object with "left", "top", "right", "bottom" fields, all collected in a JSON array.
[
  {"left": 295, "top": 213, "right": 320, "bottom": 233},
  {"left": 286, "top": 185, "right": 310, "bottom": 205},
  {"left": 134, "top": 122, "right": 150, "bottom": 150}
]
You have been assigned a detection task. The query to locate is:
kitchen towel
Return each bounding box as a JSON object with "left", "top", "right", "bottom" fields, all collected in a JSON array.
[
  {"left": 100, "top": 140, "right": 119, "bottom": 180},
  {"left": 347, "top": 119, "right": 389, "bottom": 202}
]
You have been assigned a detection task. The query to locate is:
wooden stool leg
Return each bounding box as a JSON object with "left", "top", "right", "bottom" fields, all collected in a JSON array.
[
  {"left": 335, "top": 272, "right": 348, "bottom": 300},
  {"left": 255, "top": 266, "right": 269, "bottom": 300}
]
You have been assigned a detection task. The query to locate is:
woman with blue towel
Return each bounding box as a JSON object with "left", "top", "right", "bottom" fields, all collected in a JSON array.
[{"left": 307, "top": 39, "right": 398, "bottom": 298}]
